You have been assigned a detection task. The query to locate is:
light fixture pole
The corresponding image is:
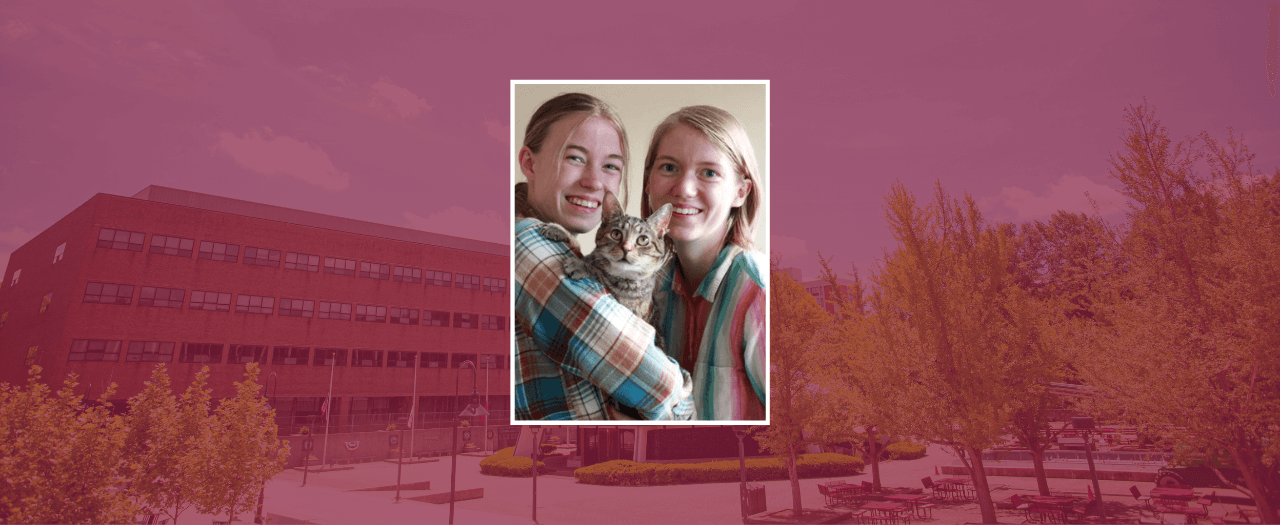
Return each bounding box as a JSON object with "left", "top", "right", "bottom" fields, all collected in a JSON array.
[
  {"left": 733, "top": 426, "right": 750, "bottom": 523},
  {"left": 449, "top": 360, "right": 488, "bottom": 525},
  {"left": 254, "top": 371, "right": 279, "bottom": 525},
  {"left": 1072, "top": 417, "right": 1107, "bottom": 522},
  {"left": 530, "top": 425, "right": 542, "bottom": 525}
]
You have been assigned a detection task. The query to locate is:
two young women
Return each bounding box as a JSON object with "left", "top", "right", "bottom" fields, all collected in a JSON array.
[{"left": 513, "top": 93, "right": 766, "bottom": 421}]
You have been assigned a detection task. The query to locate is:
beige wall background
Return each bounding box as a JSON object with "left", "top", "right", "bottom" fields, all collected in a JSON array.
[{"left": 512, "top": 83, "right": 768, "bottom": 254}]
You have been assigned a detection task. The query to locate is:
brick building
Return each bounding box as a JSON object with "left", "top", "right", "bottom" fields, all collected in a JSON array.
[{"left": 0, "top": 186, "right": 510, "bottom": 433}]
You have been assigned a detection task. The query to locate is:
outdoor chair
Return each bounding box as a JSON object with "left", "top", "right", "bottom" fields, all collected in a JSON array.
[
  {"left": 922, "top": 476, "right": 956, "bottom": 501},
  {"left": 1130, "top": 485, "right": 1154, "bottom": 511},
  {"left": 1032, "top": 501, "right": 1067, "bottom": 524},
  {"left": 1012, "top": 494, "right": 1033, "bottom": 522}
]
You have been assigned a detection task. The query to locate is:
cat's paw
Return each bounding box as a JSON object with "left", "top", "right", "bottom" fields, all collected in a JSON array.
[
  {"left": 538, "top": 223, "right": 580, "bottom": 252},
  {"left": 561, "top": 259, "right": 591, "bottom": 280}
]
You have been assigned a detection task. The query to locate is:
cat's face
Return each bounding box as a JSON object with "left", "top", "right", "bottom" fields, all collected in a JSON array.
[{"left": 594, "top": 193, "right": 673, "bottom": 275}]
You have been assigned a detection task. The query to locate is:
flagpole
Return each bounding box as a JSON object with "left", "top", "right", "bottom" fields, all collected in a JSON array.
[
  {"left": 409, "top": 352, "right": 419, "bottom": 459},
  {"left": 321, "top": 351, "right": 336, "bottom": 466}
]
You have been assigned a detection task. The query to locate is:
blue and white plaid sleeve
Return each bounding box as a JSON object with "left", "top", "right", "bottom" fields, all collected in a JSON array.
[{"left": 513, "top": 217, "right": 695, "bottom": 421}]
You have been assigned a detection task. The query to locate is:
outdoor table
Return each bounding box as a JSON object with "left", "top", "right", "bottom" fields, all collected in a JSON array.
[
  {"left": 1155, "top": 504, "right": 1207, "bottom": 524},
  {"left": 862, "top": 501, "right": 908, "bottom": 524},
  {"left": 885, "top": 493, "right": 928, "bottom": 518},
  {"left": 935, "top": 477, "right": 973, "bottom": 501},
  {"left": 1150, "top": 487, "right": 1197, "bottom": 500}
]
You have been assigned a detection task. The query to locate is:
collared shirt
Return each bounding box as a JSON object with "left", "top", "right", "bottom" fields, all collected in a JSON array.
[
  {"left": 651, "top": 243, "right": 767, "bottom": 420},
  {"left": 513, "top": 216, "right": 695, "bottom": 421}
]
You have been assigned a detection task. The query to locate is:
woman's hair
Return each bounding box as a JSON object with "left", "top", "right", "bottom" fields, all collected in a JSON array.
[
  {"left": 641, "top": 105, "right": 761, "bottom": 249},
  {"left": 523, "top": 92, "right": 630, "bottom": 207}
]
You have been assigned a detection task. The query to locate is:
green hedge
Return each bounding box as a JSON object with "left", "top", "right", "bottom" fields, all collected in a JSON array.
[
  {"left": 574, "top": 453, "right": 864, "bottom": 486},
  {"left": 479, "top": 447, "right": 551, "bottom": 477},
  {"left": 540, "top": 443, "right": 558, "bottom": 455},
  {"left": 885, "top": 441, "right": 927, "bottom": 460}
]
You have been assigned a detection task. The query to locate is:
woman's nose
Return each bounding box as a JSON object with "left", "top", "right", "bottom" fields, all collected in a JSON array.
[
  {"left": 578, "top": 166, "right": 604, "bottom": 190},
  {"left": 671, "top": 172, "right": 697, "bottom": 197}
]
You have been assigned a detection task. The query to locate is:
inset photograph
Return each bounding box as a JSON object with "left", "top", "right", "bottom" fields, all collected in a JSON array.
[{"left": 511, "top": 82, "right": 769, "bottom": 423}]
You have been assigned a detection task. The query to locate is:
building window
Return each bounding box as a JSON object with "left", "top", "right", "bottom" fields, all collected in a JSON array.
[
  {"left": 126, "top": 341, "right": 175, "bottom": 362},
  {"left": 272, "top": 346, "right": 309, "bottom": 365},
  {"left": 25, "top": 346, "right": 38, "bottom": 366},
  {"left": 190, "top": 291, "right": 232, "bottom": 312},
  {"left": 455, "top": 274, "right": 481, "bottom": 290},
  {"left": 323, "top": 257, "right": 356, "bottom": 276},
  {"left": 284, "top": 252, "right": 320, "bottom": 272},
  {"left": 243, "top": 247, "right": 281, "bottom": 268},
  {"left": 84, "top": 282, "right": 134, "bottom": 305},
  {"left": 69, "top": 339, "right": 122, "bottom": 362},
  {"left": 451, "top": 352, "right": 478, "bottom": 368},
  {"left": 10, "top": 269, "right": 20, "bottom": 286},
  {"left": 149, "top": 235, "right": 195, "bottom": 257},
  {"left": 480, "top": 315, "right": 505, "bottom": 330},
  {"left": 278, "top": 298, "right": 314, "bottom": 318},
  {"left": 424, "top": 270, "right": 452, "bottom": 287},
  {"left": 54, "top": 243, "right": 66, "bottom": 263},
  {"left": 477, "top": 354, "right": 502, "bottom": 369},
  {"left": 317, "top": 301, "right": 351, "bottom": 320},
  {"left": 389, "top": 307, "right": 418, "bottom": 325},
  {"left": 97, "top": 228, "right": 145, "bottom": 252},
  {"left": 422, "top": 310, "right": 450, "bottom": 327},
  {"left": 393, "top": 266, "right": 422, "bottom": 284},
  {"left": 139, "top": 287, "right": 185, "bottom": 308},
  {"left": 422, "top": 352, "right": 448, "bottom": 368},
  {"left": 229, "top": 344, "right": 267, "bottom": 364},
  {"left": 352, "top": 349, "right": 382, "bottom": 367},
  {"left": 359, "top": 262, "right": 390, "bottom": 280},
  {"left": 179, "top": 343, "right": 223, "bottom": 364},
  {"left": 483, "top": 277, "right": 507, "bottom": 293},
  {"left": 386, "top": 351, "right": 416, "bottom": 368},
  {"left": 235, "top": 295, "right": 275, "bottom": 315},
  {"left": 354, "top": 304, "right": 386, "bottom": 323},
  {"left": 453, "top": 313, "right": 478, "bottom": 329},
  {"left": 198, "top": 241, "right": 239, "bottom": 262},
  {"left": 313, "top": 348, "right": 347, "bottom": 366},
  {"left": 39, "top": 293, "right": 51, "bottom": 313}
]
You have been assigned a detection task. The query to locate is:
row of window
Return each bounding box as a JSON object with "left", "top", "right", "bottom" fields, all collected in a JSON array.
[
  {"left": 80, "top": 282, "right": 506, "bottom": 329},
  {"left": 67, "top": 339, "right": 506, "bottom": 369},
  {"left": 91, "top": 228, "right": 507, "bottom": 293}
]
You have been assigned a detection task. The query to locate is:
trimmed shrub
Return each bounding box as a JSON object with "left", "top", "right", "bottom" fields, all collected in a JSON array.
[
  {"left": 479, "top": 447, "right": 551, "bottom": 477},
  {"left": 540, "top": 443, "right": 558, "bottom": 455},
  {"left": 574, "top": 453, "right": 864, "bottom": 486},
  {"left": 885, "top": 441, "right": 927, "bottom": 460}
]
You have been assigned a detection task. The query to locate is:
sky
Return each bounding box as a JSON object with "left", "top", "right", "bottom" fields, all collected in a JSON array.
[{"left": 3, "top": 1, "right": 1279, "bottom": 282}]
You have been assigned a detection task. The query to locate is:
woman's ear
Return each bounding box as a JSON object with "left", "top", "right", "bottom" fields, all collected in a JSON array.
[
  {"left": 519, "top": 146, "right": 537, "bottom": 181},
  {"left": 732, "top": 177, "right": 752, "bottom": 208}
]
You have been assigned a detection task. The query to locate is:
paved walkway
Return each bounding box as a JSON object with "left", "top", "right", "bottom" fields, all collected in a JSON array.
[{"left": 183, "top": 444, "right": 1251, "bottom": 524}]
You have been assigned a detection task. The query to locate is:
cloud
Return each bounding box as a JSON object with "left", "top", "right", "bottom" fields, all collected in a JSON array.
[
  {"left": 485, "top": 119, "right": 509, "bottom": 142},
  {"left": 987, "top": 174, "right": 1125, "bottom": 221},
  {"left": 3, "top": 20, "right": 36, "bottom": 39},
  {"left": 404, "top": 208, "right": 505, "bottom": 244},
  {"left": 212, "top": 127, "right": 350, "bottom": 191},
  {"left": 0, "top": 226, "right": 35, "bottom": 246},
  {"left": 370, "top": 77, "right": 431, "bottom": 119}
]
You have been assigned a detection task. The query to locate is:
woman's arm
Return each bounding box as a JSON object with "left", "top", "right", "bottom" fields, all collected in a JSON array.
[{"left": 514, "top": 218, "right": 695, "bottom": 420}]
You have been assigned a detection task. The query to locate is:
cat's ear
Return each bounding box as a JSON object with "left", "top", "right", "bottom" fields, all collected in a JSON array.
[
  {"left": 602, "top": 191, "right": 623, "bottom": 221},
  {"left": 648, "top": 203, "right": 673, "bottom": 236}
]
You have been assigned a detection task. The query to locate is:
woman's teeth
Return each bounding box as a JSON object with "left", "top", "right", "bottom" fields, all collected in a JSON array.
[{"left": 567, "top": 197, "right": 598, "bottom": 209}]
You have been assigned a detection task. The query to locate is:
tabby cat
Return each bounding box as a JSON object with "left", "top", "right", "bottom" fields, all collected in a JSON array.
[{"left": 538, "top": 191, "right": 673, "bottom": 323}]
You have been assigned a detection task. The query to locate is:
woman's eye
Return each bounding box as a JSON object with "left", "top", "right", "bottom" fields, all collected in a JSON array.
[
  {"left": 637, "top": 235, "right": 649, "bottom": 246},
  {"left": 699, "top": 168, "right": 721, "bottom": 179},
  {"left": 604, "top": 162, "right": 623, "bottom": 173},
  {"left": 658, "top": 163, "right": 677, "bottom": 174},
  {"left": 609, "top": 230, "right": 622, "bottom": 240},
  {"left": 566, "top": 155, "right": 586, "bottom": 165}
]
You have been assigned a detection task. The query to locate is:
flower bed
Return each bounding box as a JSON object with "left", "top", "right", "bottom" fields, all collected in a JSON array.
[
  {"left": 479, "top": 447, "right": 551, "bottom": 477},
  {"left": 574, "top": 453, "right": 864, "bottom": 486}
]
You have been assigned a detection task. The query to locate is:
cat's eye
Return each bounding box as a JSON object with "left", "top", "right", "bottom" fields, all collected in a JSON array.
[
  {"left": 637, "top": 235, "right": 649, "bottom": 246},
  {"left": 609, "top": 230, "right": 622, "bottom": 240}
]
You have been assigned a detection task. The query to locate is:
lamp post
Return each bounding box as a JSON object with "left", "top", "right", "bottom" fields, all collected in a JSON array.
[
  {"left": 449, "top": 360, "right": 488, "bottom": 525},
  {"left": 1072, "top": 417, "right": 1107, "bottom": 523},
  {"left": 732, "top": 426, "right": 750, "bottom": 523},
  {"left": 530, "top": 425, "right": 542, "bottom": 525},
  {"left": 254, "top": 372, "right": 279, "bottom": 525}
]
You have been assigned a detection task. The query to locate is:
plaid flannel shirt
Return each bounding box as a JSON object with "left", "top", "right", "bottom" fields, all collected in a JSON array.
[
  {"left": 514, "top": 217, "right": 695, "bottom": 421},
  {"left": 651, "top": 244, "right": 767, "bottom": 420}
]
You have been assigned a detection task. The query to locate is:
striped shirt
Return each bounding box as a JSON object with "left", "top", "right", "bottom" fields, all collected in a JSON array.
[
  {"left": 513, "top": 217, "right": 696, "bottom": 421},
  {"left": 651, "top": 244, "right": 767, "bottom": 421}
]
